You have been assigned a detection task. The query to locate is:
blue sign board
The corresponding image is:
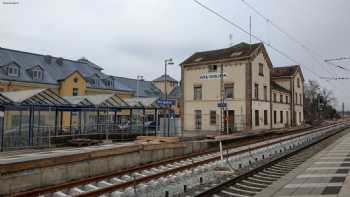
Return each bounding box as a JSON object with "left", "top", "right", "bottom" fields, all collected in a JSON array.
[
  {"left": 217, "top": 102, "right": 227, "bottom": 108},
  {"left": 157, "top": 99, "right": 175, "bottom": 105}
]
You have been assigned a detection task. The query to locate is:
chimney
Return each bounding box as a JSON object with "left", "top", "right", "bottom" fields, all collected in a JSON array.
[
  {"left": 44, "top": 55, "right": 52, "bottom": 64},
  {"left": 56, "top": 57, "right": 63, "bottom": 65}
]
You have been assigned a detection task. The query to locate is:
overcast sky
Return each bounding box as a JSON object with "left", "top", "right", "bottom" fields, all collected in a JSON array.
[{"left": 1, "top": 0, "right": 350, "bottom": 109}]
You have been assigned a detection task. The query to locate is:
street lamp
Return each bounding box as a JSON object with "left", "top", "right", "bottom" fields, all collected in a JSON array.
[
  {"left": 136, "top": 75, "right": 143, "bottom": 132},
  {"left": 164, "top": 58, "right": 174, "bottom": 136}
]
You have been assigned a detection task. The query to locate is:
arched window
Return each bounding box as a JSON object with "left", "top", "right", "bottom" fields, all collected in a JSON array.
[
  {"left": 7, "top": 64, "right": 19, "bottom": 77},
  {"left": 32, "top": 69, "right": 43, "bottom": 80}
]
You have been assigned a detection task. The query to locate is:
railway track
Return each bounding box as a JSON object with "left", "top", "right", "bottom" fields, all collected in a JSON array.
[
  {"left": 193, "top": 123, "right": 349, "bottom": 197},
  {"left": 10, "top": 123, "right": 348, "bottom": 197}
]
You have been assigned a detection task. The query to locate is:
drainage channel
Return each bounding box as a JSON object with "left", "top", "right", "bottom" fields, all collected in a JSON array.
[
  {"left": 190, "top": 124, "right": 349, "bottom": 197},
  {"left": 12, "top": 123, "right": 346, "bottom": 197}
]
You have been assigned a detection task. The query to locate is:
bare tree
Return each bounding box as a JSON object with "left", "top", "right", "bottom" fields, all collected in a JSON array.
[
  {"left": 303, "top": 80, "right": 339, "bottom": 124},
  {"left": 320, "top": 87, "right": 336, "bottom": 107}
]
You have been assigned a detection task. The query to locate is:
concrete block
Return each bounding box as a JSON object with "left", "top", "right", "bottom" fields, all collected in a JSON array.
[
  {"left": 139, "top": 150, "right": 153, "bottom": 164},
  {"left": 124, "top": 152, "right": 141, "bottom": 168},
  {"left": 89, "top": 158, "right": 109, "bottom": 176},
  {"left": 66, "top": 161, "right": 89, "bottom": 180},
  {"left": 8, "top": 169, "right": 41, "bottom": 194},
  {"left": 163, "top": 148, "right": 174, "bottom": 159},
  {"left": 0, "top": 175, "right": 11, "bottom": 195},
  {"left": 108, "top": 154, "right": 127, "bottom": 172},
  {"left": 173, "top": 147, "right": 185, "bottom": 157},
  {"left": 184, "top": 143, "right": 193, "bottom": 155},
  {"left": 40, "top": 165, "right": 67, "bottom": 186},
  {"left": 192, "top": 142, "right": 201, "bottom": 153},
  {"left": 199, "top": 142, "right": 208, "bottom": 151},
  {"left": 151, "top": 149, "right": 164, "bottom": 161}
]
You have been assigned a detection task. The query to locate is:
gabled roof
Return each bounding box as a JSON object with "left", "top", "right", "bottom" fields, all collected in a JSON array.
[
  {"left": 1, "top": 89, "right": 70, "bottom": 106},
  {"left": 114, "top": 76, "right": 163, "bottom": 98},
  {"left": 124, "top": 97, "right": 160, "bottom": 108},
  {"left": 64, "top": 94, "right": 128, "bottom": 107},
  {"left": 63, "top": 96, "right": 93, "bottom": 105},
  {"left": 271, "top": 81, "right": 290, "bottom": 93},
  {"left": 0, "top": 47, "right": 133, "bottom": 91},
  {"left": 181, "top": 42, "right": 264, "bottom": 65},
  {"left": 272, "top": 65, "right": 304, "bottom": 81},
  {"left": 77, "top": 57, "right": 103, "bottom": 71},
  {"left": 153, "top": 74, "right": 178, "bottom": 83},
  {"left": 168, "top": 86, "right": 181, "bottom": 99}
]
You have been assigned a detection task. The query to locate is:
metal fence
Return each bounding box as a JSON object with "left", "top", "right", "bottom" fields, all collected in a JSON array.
[{"left": 1, "top": 110, "right": 161, "bottom": 151}]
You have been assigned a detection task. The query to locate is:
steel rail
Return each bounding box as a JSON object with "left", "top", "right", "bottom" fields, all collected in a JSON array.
[
  {"left": 9, "top": 123, "right": 342, "bottom": 197},
  {"left": 194, "top": 124, "right": 348, "bottom": 196},
  {"left": 73, "top": 123, "right": 346, "bottom": 197}
]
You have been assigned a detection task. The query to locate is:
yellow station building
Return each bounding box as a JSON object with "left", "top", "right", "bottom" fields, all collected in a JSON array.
[
  {"left": 180, "top": 42, "right": 304, "bottom": 135},
  {"left": 0, "top": 47, "right": 180, "bottom": 130}
]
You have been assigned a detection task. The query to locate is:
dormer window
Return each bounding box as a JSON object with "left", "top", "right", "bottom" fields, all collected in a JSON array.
[
  {"left": 105, "top": 79, "right": 113, "bottom": 88},
  {"left": 208, "top": 65, "right": 218, "bottom": 72},
  {"left": 7, "top": 64, "right": 19, "bottom": 77},
  {"left": 32, "top": 69, "right": 43, "bottom": 80},
  {"left": 90, "top": 79, "right": 97, "bottom": 86}
]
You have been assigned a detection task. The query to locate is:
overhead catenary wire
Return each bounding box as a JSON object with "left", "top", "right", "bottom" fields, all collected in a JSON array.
[
  {"left": 192, "top": 0, "right": 350, "bottom": 102},
  {"left": 193, "top": 0, "right": 322, "bottom": 79},
  {"left": 239, "top": 0, "right": 336, "bottom": 77},
  {"left": 238, "top": 0, "right": 350, "bottom": 100}
]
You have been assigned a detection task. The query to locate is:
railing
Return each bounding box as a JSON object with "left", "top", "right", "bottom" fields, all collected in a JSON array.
[{"left": 1, "top": 122, "right": 159, "bottom": 151}]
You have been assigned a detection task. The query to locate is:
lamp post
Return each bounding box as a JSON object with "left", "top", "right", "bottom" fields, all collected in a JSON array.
[
  {"left": 136, "top": 75, "right": 143, "bottom": 132},
  {"left": 164, "top": 58, "right": 174, "bottom": 136}
]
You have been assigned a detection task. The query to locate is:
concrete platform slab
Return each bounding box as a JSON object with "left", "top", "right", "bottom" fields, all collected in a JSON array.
[{"left": 256, "top": 128, "right": 350, "bottom": 197}]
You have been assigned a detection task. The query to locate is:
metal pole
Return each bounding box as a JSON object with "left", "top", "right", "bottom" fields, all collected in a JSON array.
[
  {"left": 165, "top": 60, "right": 170, "bottom": 136},
  {"left": 97, "top": 109, "right": 100, "bottom": 133},
  {"left": 226, "top": 108, "right": 229, "bottom": 135},
  {"left": 29, "top": 107, "right": 33, "bottom": 146},
  {"left": 317, "top": 94, "right": 321, "bottom": 121},
  {"left": 48, "top": 107, "right": 51, "bottom": 148},
  {"left": 106, "top": 107, "right": 109, "bottom": 141},
  {"left": 129, "top": 109, "right": 133, "bottom": 132},
  {"left": 249, "top": 16, "right": 252, "bottom": 44},
  {"left": 54, "top": 109, "right": 58, "bottom": 135},
  {"left": 142, "top": 109, "right": 145, "bottom": 135},
  {"left": 155, "top": 109, "right": 158, "bottom": 136},
  {"left": 69, "top": 111, "right": 73, "bottom": 136},
  {"left": 342, "top": 102, "right": 345, "bottom": 119},
  {"left": 219, "top": 141, "right": 223, "bottom": 160},
  {"left": 220, "top": 64, "right": 224, "bottom": 135},
  {"left": 0, "top": 110, "right": 4, "bottom": 152}
]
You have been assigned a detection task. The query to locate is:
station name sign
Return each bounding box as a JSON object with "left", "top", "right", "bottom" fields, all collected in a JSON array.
[{"left": 199, "top": 73, "right": 227, "bottom": 80}]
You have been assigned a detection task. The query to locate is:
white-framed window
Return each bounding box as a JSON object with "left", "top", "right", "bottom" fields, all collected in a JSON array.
[
  {"left": 224, "top": 83, "right": 234, "bottom": 99},
  {"left": 90, "top": 78, "right": 99, "bottom": 86},
  {"left": 7, "top": 65, "right": 19, "bottom": 77},
  {"left": 73, "top": 77, "right": 79, "bottom": 84},
  {"left": 32, "top": 69, "right": 43, "bottom": 80},
  {"left": 210, "top": 110, "right": 216, "bottom": 125},
  {"left": 259, "top": 63, "right": 264, "bottom": 76},
  {"left": 208, "top": 65, "right": 218, "bottom": 72},
  {"left": 72, "top": 88, "right": 79, "bottom": 96},
  {"left": 194, "top": 110, "right": 202, "bottom": 129},
  {"left": 105, "top": 79, "right": 113, "bottom": 88}
]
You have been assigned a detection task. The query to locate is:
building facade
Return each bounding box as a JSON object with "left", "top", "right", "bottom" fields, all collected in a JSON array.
[
  {"left": 181, "top": 42, "right": 304, "bottom": 135},
  {"left": 0, "top": 47, "right": 182, "bottom": 130}
]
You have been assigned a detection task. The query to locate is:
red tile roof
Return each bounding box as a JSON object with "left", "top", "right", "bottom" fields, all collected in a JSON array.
[
  {"left": 181, "top": 42, "right": 262, "bottom": 65},
  {"left": 271, "top": 81, "right": 290, "bottom": 93},
  {"left": 272, "top": 65, "right": 300, "bottom": 78}
]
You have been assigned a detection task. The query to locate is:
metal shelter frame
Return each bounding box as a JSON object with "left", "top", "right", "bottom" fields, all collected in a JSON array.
[{"left": 0, "top": 89, "right": 165, "bottom": 152}]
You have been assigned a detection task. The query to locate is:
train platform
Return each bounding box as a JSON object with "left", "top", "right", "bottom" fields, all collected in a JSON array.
[{"left": 257, "top": 129, "right": 350, "bottom": 197}]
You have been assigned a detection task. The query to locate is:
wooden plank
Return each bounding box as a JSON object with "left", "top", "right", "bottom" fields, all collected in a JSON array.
[{"left": 136, "top": 136, "right": 179, "bottom": 143}]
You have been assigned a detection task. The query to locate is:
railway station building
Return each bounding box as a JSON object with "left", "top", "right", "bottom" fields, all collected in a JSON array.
[
  {"left": 180, "top": 42, "right": 304, "bottom": 135},
  {"left": 0, "top": 47, "right": 181, "bottom": 151}
]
